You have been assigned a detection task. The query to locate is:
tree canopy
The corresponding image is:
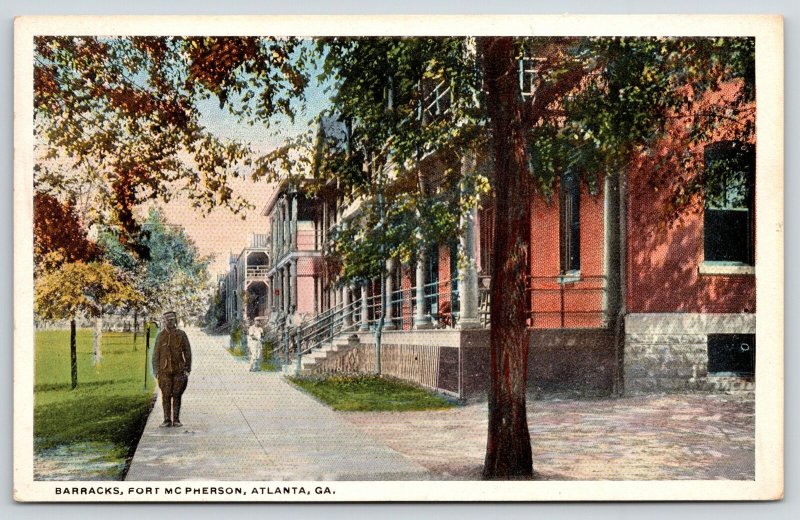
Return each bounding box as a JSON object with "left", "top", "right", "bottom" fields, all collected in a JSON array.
[
  {"left": 283, "top": 37, "right": 752, "bottom": 289},
  {"left": 34, "top": 191, "right": 100, "bottom": 275},
  {"left": 34, "top": 36, "right": 310, "bottom": 245},
  {"left": 34, "top": 261, "right": 142, "bottom": 321},
  {"left": 97, "top": 207, "right": 213, "bottom": 321}
]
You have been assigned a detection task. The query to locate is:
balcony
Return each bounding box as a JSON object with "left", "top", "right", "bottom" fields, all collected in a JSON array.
[
  {"left": 251, "top": 233, "right": 269, "bottom": 248},
  {"left": 247, "top": 265, "right": 270, "bottom": 279}
]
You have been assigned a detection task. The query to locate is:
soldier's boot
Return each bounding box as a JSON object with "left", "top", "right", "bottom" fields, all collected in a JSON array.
[
  {"left": 172, "top": 397, "right": 183, "bottom": 427},
  {"left": 160, "top": 397, "right": 172, "bottom": 427}
]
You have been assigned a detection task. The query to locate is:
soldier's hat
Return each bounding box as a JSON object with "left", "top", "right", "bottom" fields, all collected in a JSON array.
[{"left": 162, "top": 311, "right": 177, "bottom": 319}]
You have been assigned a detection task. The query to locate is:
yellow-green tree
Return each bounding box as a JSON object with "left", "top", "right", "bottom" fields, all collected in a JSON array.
[{"left": 34, "top": 261, "right": 143, "bottom": 389}]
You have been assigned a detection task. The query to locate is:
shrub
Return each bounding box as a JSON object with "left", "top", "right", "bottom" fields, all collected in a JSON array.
[{"left": 230, "top": 320, "right": 242, "bottom": 345}]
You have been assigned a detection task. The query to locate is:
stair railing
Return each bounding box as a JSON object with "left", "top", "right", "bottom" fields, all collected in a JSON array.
[{"left": 294, "top": 299, "right": 361, "bottom": 360}]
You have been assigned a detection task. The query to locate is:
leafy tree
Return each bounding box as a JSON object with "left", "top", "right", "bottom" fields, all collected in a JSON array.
[
  {"left": 33, "top": 191, "right": 100, "bottom": 275},
  {"left": 308, "top": 36, "right": 754, "bottom": 478},
  {"left": 34, "top": 262, "right": 142, "bottom": 388},
  {"left": 480, "top": 36, "right": 752, "bottom": 477},
  {"left": 34, "top": 36, "right": 308, "bottom": 245},
  {"left": 97, "top": 208, "right": 213, "bottom": 326}
]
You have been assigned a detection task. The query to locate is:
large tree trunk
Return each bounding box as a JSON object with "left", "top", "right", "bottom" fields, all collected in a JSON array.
[
  {"left": 92, "top": 315, "right": 103, "bottom": 365},
  {"left": 481, "top": 37, "right": 534, "bottom": 479},
  {"left": 70, "top": 319, "right": 78, "bottom": 390}
]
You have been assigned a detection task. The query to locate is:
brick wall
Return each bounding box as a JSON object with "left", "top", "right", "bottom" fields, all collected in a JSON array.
[
  {"left": 625, "top": 81, "right": 756, "bottom": 315},
  {"left": 308, "top": 328, "right": 616, "bottom": 399},
  {"left": 529, "top": 184, "right": 606, "bottom": 328}
]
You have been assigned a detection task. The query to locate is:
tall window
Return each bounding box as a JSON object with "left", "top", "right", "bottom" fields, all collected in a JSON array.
[
  {"left": 391, "top": 264, "right": 403, "bottom": 328},
  {"left": 479, "top": 207, "right": 494, "bottom": 275},
  {"left": 449, "top": 241, "right": 460, "bottom": 316},
  {"left": 560, "top": 171, "right": 581, "bottom": 274},
  {"left": 704, "top": 142, "right": 755, "bottom": 265},
  {"left": 426, "top": 247, "right": 439, "bottom": 316}
]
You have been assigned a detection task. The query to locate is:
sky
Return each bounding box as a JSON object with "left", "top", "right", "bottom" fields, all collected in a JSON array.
[
  {"left": 161, "top": 40, "right": 333, "bottom": 277},
  {"left": 159, "top": 177, "right": 275, "bottom": 278}
]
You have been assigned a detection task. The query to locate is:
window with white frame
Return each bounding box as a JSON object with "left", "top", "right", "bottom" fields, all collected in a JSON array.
[{"left": 703, "top": 142, "right": 755, "bottom": 265}]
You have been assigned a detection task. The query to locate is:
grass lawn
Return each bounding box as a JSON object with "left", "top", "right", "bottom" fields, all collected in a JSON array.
[
  {"left": 34, "top": 327, "right": 157, "bottom": 480},
  {"left": 288, "top": 374, "right": 458, "bottom": 412}
]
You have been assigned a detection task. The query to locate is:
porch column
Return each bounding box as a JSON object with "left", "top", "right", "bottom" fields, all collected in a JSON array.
[
  {"left": 289, "top": 259, "right": 297, "bottom": 313},
  {"left": 414, "top": 251, "right": 432, "bottom": 329},
  {"left": 313, "top": 276, "right": 320, "bottom": 315},
  {"left": 290, "top": 192, "right": 298, "bottom": 251},
  {"left": 384, "top": 258, "right": 396, "bottom": 330},
  {"left": 282, "top": 198, "right": 289, "bottom": 254},
  {"left": 278, "top": 199, "right": 285, "bottom": 255},
  {"left": 267, "top": 276, "right": 273, "bottom": 312},
  {"left": 458, "top": 153, "right": 481, "bottom": 329},
  {"left": 322, "top": 200, "right": 328, "bottom": 245},
  {"left": 270, "top": 216, "right": 276, "bottom": 262},
  {"left": 282, "top": 266, "right": 289, "bottom": 314},
  {"left": 359, "top": 282, "right": 370, "bottom": 331},
  {"left": 342, "top": 284, "right": 352, "bottom": 328}
]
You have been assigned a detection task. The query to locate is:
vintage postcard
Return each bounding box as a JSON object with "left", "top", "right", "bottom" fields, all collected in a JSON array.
[{"left": 14, "top": 15, "right": 783, "bottom": 501}]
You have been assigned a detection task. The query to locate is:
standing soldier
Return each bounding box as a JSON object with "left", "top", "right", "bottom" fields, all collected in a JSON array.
[{"left": 152, "top": 311, "right": 192, "bottom": 427}]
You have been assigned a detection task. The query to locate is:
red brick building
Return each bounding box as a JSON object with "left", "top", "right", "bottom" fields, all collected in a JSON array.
[{"left": 221, "top": 81, "right": 756, "bottom": 399}]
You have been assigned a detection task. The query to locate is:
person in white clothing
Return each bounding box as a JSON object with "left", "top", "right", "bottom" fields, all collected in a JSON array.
[{"left": 248, "top": 318, "right": 265, "bottom": 371}]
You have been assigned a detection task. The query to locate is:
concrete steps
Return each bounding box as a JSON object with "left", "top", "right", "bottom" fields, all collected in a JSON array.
[{"left": 281, "top": 334, "right": 357, "bottom": 375}]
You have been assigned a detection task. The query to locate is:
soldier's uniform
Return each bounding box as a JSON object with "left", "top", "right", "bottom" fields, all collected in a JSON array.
[{"left": 152, "top": 312, "right": 192, "bottom": 427}]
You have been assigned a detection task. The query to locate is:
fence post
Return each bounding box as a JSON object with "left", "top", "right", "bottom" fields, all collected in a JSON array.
[
  {"left": 295, "top": 327, "right": 303, "bottom": 375},
  {"left": 144, "top": 323, "right": 151, "bottom": 390},
  {"left": 283, "top": 326, "right": 289, "bottom": 365}
]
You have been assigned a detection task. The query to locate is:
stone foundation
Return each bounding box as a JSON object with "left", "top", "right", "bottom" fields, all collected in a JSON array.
[{"left": 624, "top": 313, "right": 756, "bottom": 394}]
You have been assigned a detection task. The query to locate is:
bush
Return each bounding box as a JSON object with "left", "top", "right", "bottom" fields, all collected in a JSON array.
[{"left": 230, "top": 320, "right": 242, "bottom": 345}]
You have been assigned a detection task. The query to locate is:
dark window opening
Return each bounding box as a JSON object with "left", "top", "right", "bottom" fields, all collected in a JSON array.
[
  {"left": 704, "top": 142, "right": 755, "bottom": 265},
  {"left": 479, "top": 207, "right": 494, "bottom": 275},
  {"left": 391, "top": 264, "right": 403, "bottom": 327},
  {"left": 426, "top": 247, "right": 439, "bottom": 316},
  {"left": 560, "top": 171, "right": 580, "bottom": 274},
  {"left": 708, "top": 333, "right": 755, "bottom": 376},
  {"left": 449, "top": 241, "right": 460, "bottom": 316}
]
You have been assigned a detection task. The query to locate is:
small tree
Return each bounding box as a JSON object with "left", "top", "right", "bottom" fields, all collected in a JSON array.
[{"left": 34, "top": 261, "right": 142, "bottom": 388}]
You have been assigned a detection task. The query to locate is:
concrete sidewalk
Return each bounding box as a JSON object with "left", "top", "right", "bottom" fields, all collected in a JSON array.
[{"left": 125, "top": 328, "right": 430, "bottom": 481}]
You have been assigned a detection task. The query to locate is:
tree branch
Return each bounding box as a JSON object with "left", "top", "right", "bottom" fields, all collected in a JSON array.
[{"left": 523, "top": 60, "right": 601, "bottom": 128}]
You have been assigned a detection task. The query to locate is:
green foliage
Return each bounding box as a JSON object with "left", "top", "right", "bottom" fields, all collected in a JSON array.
[
  {"left": 34, "top": 261, "right": 142, "bottom": 320},
  {"left": 258, "top": 335, "right": 280, "bottom": 371},
  {"left": 97, "top": 208, "right": 212, "bottom": 320},
  {"left": 307, "top": 36, "right": 754, "bottom": 281},
  {"left": 33, "top": 36, "right": 311, "bottom": 229},
  {"left": 288, "top": 374, "right": 458, "bottom": 412},
  {"left": 228, "top": 345, "right": 246, "bottom": 358},
  {"left": 34, "top": 329, "right": 155, "bottom": 479},
  {"left": 525, "top": 37, "right": 754, "bottom": 197},
  {"left": 207, "top": 291, "right": 227, "bottom": 327},
  {"left": 230, "top": 320, "right": 243, "bottom": 345},
  {"left": 309, "top": 38, "right": 486, "bottom": 282}
]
